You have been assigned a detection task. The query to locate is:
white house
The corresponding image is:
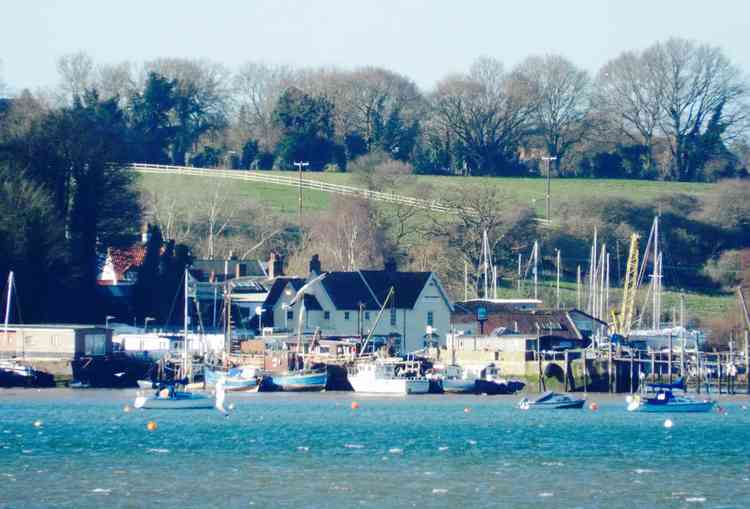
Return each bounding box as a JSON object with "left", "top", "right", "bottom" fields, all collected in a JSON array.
[{"left": 262, "top": 257, "right": 453, "bottom": 353}]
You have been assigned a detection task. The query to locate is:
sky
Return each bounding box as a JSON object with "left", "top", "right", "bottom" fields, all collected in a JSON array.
[{"left": 1, "top": 0, "right": 748, "bottom": 94}]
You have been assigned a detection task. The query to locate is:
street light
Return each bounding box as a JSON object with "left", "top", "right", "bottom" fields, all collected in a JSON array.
[
  {"left": 293, "top": 161, "right": 309, "bottom": 231},
  {"left": 105, "top": 315, "right": 115, "bottom": 329},
  {"left": 541, "top": 156, "right": 557, "bottom": 223},
  {"left": 144, "top": 317, "right": 155, "bottom": 332}
]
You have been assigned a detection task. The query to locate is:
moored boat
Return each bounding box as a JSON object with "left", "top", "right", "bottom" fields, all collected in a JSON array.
[
  {"left": 519, "top": 391, "right": 585, "bottom": 410},
  {"left": 427, "top": 364, "right": 476, "bottom": 394},
  {"left": 134, "top": 383, "right": 215, "bottom": 410},
  {"left": 348, "top": 358, "right": 429, "bottom": 395},
  {"left": 205, "top": 366, "right": 260, "bottom": 391},
  {"left": 626, "top": 391, "right": 715, "bottom": 413},
  {"left": 269, "top": 369, "right": 327, "bottom": 391},
  {"left": 474, "top": 364, "right": 525, "bottom": 395}
]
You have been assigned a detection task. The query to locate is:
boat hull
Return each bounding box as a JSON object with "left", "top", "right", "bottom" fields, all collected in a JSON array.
[
  {"left": 134, "top": 391, "right": 213, "bottom": 410},
  {"left": 441, "top": 379, "right": 476, "bottom": 394},
  {"left": 270, "top": 371, "right": 327, "bottom": 392},
  {"left": 635, "top": 401, "right": 715, "bottom": 413},
  {"left": 349, "top": 377, "right": 430, "bottom": 395},
  {"left": 204, "top": 368, "right": 258, "bottom": 392},
  {"left": 526, "top": 399, "right": 586, "bottom": 409}
]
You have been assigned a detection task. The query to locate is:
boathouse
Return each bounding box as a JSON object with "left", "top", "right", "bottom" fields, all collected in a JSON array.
[{"left": 0, "top": 324, "right": 112, "bottom": 360}]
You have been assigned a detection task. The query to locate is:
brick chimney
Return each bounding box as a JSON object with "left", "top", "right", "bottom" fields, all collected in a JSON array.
[
  {"left": 268, "top": 251, "right": 284, "bottom": 279},
  {"left": 309, "top": 254, "right": 322, "bottom": 275}
]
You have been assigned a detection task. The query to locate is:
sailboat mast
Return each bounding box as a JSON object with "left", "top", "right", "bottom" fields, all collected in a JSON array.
[
  {"left": 3, "top": 271, "right": 12, "bottom": 345},
  {"left": 184, "top": 269, "right": 189, "bottom": 378},
  {"left": 533, "top": 240, "right": 539, "bottom": 301},
  {"left": 652, "top": 216, "right": 660, "bottom": 330}
]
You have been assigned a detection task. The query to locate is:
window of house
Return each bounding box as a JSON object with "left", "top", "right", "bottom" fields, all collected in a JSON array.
[
  {"left": 324, "top": 311, "right": 330, "bottom": 320},
  {"left": 427, "top": 311, "right": 434, "bottom": 327},
  {"left": 286, "top": 310, "right": 294, "bottom": 321},
  {"left": 344, "top": 312, "right": 350, "bottom": 320},
  {"left": 390, "top": 307, "right": 397, "bottom": 326},
  {"left": 364, "top": 311, "right": 370, "bottom": 321}
]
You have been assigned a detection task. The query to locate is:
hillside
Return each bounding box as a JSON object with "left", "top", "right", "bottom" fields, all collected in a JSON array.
[{"left": 136, "top": 170, "right": 733, "bottom": 323}]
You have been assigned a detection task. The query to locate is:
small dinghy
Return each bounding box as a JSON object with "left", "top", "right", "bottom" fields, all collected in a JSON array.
[
  {"left": 518, "top": 391, "right": 586, "bottom": 410},
  {"left": 626, "top": 391, "right": 715, "bottom": 413}
]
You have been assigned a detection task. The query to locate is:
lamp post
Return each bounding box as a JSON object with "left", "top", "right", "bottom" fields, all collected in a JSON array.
[
  {"left": 144, "top": 317, "right": 155, "bottom": 332},
  {"left": 105, "top": 315, "right": 115, "bottom": 329},
  {"left": 293, "top": 161, "right": 309, "bottom": 231},
  {"left": 541, "top": 156, "right": 557, "bottom": 223}
]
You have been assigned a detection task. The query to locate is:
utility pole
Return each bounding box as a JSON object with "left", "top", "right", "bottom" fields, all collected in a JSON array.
[
  {"left": 541, "top": 156, "right": 557, "bottom": 223},
  {"left": 294, "top": 161, "right": 309, "bottom": 231},
  {"left": 556, "top": 249, "right": 561, "bottom": 310},
  {"left": 576, "top": 265, "right": 581, "bottom": 309}
]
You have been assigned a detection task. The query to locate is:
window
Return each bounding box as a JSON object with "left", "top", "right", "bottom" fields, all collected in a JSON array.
[
  {"left": 286, "top": 311, "right": 293, "bottom": 321},
  {"left": 344, "top": 311, "right": 350, "bottom": 320},
  {"left": 364, "top": 311, "right": 370, "bottom": 321},
  {"left": 324, "top": 311, "right": 331, "bottom": 321},
  {"left": 427, "top": 311, "right": 434, "bottom": 327},
  {"left": 390, "top": 307, "right": 397, "bottom": 326}
]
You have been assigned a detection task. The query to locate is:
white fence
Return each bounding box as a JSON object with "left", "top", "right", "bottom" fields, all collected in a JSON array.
[{"left": 129, "top": 163, "right": 454, "bottom": 213}]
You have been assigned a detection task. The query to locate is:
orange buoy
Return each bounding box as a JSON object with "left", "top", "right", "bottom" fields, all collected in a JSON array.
[
  {"left": 351, "top": 401, "right": 360, "bottom": 410},
  {"left": 147, "top": 421, "right": 158, "bottom": 431},
  {"left": 589, "top": 402, "right": 599, "bottom": 411}
]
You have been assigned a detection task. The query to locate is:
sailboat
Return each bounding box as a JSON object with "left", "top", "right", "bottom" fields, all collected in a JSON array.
[
  {"left": 268, "top": 274, "right": 328, "bottom": 391},
  {"left": 133, "top": 270, "right": 216, "bottom": 409},
  {"left": 0, "top": 271, "right": 53, "bottom": 387}
]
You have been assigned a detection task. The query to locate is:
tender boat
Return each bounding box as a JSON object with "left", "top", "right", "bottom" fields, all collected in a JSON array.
[
  {"left": 626, "top": 391, "right": 715, "bottom": 413},
  {"left": 519, "top": 391, "right": 586, "bottom": 410},
  {"left": 205, "top": 366, "right": 259, "bottom": 392},
  {"left": 348, "top": 358, "right": 429, "bottom": 395},
  {"left": 69, "top": 380, "right": 91, "bottom": 389},
  {"left": 269, "top": 369, "right": 327, "bottom": 391}
]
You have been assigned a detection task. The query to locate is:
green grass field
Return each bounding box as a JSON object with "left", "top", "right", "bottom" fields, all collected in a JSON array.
[
  {"left": 136, "top": 170, "right": 732, "bottom": 322},
  {"left": 137, "top": 170, "right": 715, "bottom": 218}
]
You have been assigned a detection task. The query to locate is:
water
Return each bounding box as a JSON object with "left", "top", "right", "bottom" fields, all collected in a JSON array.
[{"left": 1, "top": 390, "right": 750, "bottom": 508}]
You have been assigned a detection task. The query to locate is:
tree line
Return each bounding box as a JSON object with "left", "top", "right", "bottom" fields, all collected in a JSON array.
[{"left": 3, "top": 36, "right": 748, "bottom": 182}]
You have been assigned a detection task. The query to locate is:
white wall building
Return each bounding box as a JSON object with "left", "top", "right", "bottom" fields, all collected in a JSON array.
[{"left": 263, "top": 259, "right": 453, "bottom": 353}]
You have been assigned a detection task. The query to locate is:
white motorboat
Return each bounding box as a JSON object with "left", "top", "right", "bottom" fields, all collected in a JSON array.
[
  {"left": 348, "top": 358, "right": 429, "bottom": 395},
  {"left": 626, "top": 391, "right": 715, "bottom": 413},
  {"left": 134, "top": 387, "right": 215, "bottom": 410},
  {"left": 518, "top": 391, "right": 585, "bottom": 410}
]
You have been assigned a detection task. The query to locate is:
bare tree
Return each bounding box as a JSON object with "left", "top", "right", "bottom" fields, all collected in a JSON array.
[
  {"left": 432, "top": 56, "right": 537, "bottom": 176},
  {"left": 232, "top": 62, "right": 296, "bottom": 149},
  {"left": 516, "top": 54, "right": 591, "bottom": 174},
  {"left": 95, "top": 61, "right": 137, "bottom": 104},
  {"left": 647, "top": 38, "right": 747, "bottom": 180},
  {"left": 57, "top": 51, "right": 95, "bottom": 102}
]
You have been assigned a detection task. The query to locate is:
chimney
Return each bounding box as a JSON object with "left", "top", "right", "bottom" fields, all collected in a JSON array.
[
  {"left": 268, "top": 251, "right": 284, "bottom": 279},
  {"left": 309, "top": 254, "right": 322, "bottom": 275},
  {"left": 384, "top": 257, "right": 397, "bottom": 272}
]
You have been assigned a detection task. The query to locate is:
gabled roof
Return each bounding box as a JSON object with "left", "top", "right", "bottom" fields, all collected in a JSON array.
[
  {"left": 359, "top": 271, "right": 433, "bottom": 309},
  {"left": 320, "top": 270, "right": 433, "bottom": 310},
  {"left": 452, "top": 305, "right": 585, "bottom": 340},
  {"left": 320, "top": 272, "right": 380, "bottom": 310},
  {"left": 190, "top": 259, "right": 265, "bottom": 282},
  {"left": 264, "top": 277, "right": 305, "bottom": 308}
]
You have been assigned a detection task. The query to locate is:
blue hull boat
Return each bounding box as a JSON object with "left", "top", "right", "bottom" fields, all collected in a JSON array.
[
  {"left": 270, "top": 370, "right": 327, "bottom": 391},
  {"left": 627, "top": 391, "right": 715, "bottom": 413}
]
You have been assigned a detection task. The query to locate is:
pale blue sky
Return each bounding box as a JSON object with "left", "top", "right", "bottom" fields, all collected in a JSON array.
[{"left": 2, "top": 0, "right": 748, "bottom": 93}]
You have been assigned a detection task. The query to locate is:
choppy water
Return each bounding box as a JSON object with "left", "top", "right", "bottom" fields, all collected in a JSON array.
[{"left": 1, "top": 390, "right": 750, "bottom": 508}]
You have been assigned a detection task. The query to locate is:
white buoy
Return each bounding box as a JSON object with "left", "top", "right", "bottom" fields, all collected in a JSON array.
[
  {"left": 32, "top": 420, "right": 43, "bottom": 428},
  {"left": 663, "top": 419, "right": 674, "bottom": 429}
]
